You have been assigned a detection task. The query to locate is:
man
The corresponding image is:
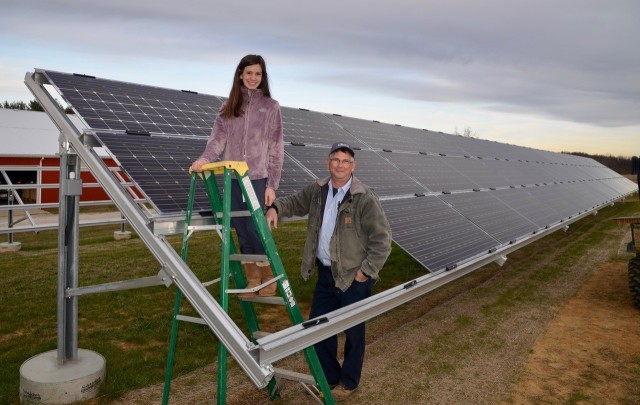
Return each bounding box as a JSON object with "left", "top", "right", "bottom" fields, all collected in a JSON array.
[{"left": 265, "top": 141, "right": 392, "bottom": 401}]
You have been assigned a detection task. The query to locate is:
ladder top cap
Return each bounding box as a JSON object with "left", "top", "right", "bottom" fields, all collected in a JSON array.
[{"left": 192, "top": 161, "right": 249, "bottom": 176}]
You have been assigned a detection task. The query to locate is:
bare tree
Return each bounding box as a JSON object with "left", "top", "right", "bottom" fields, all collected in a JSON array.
[{"left": 453, "top": 126, "right": 478, "bottom": 138}]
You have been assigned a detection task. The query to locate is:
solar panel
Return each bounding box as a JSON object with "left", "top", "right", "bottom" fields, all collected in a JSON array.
[
  {"left": 440, "top": 191, "right": 538, "bottom": 244},
  {"left": 489, "top": 160, "right": 555, "bottom": 186},
  {"left": 44, "top": 70, "right": 221, "bottom": 137},
  {"left": 608, "top": 176, "right": 639, "bottom": 195},
  {"left": 277, "top": 155, "right": 317, "bottom": 198},
  {"left": 440, "top": 157, "right": 511, "bottom": 190},
  {"left": 98, "top": 133, "right": 314, "bottom": 213},
  {"left": 490, "top": 187, "right": 563, "bottom": 228},
  {"left": 281, "top": 107, "right": 367, "bottom": 149},
  {"left": 394, "top": 127, "right": 469, "bottom": 156},
  {"left": 525, "top": 185, "right": 583, "bottom": 220},
  {"left": 95, "top": 133, "right": 210, "bottom": 213},
  {"left": 382, "top": 197, "right": 499, "bottom": 271},
  {"left": 454, "top": 136, "right": 548, "bottom": 161},
  {"left": 328, "top": 115, "right": 470, "bottom": 156},
  {"left": 285, "top": 145, "right": 420, "bottom": 197},
  {"left": 325, "top": 115, "right": 405, "bottom": 150},
  {"left": 40, "top": 69, "right": 637, "bottom": 275},
  {"left": 384, "top": 153, "right": 479, "bottom": 193}
]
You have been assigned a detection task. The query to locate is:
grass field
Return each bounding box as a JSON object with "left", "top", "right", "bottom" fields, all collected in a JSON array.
[
  {"left": 2, "top": 195, "right": 639, "bottom": 404},
  {"left": 1, "top": 218, "right": 426, "bottom": 404}
]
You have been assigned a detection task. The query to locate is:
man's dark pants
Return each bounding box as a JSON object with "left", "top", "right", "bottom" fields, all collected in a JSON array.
[{"left": 309, "top": 262, "right": 373, "bottom": 390}]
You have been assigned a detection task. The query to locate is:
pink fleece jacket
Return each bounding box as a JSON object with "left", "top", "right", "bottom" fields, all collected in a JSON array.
[{"left": 199, "top": 87, "right": 284, "bottom": 189}]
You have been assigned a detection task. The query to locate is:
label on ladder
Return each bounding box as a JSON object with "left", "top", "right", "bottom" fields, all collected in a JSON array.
[
  {"left": 282, "top": 280, "right": 296, "bottom": 308},
  {"left": 242, "top": 176, "right": 261, "bottom": 212}
]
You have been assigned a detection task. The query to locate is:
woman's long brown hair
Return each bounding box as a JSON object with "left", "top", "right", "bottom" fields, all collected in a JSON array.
[{"left": 221, "top": 54, "right": 271, "bottom": 118}]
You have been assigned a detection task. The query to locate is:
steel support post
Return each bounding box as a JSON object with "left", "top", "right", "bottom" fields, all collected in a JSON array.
[
  {"left": 57, "top": 151, "right": 82, "bottom": 363},
  {"left": 7, "top": 194, "right": 13, "bottom": 244}
]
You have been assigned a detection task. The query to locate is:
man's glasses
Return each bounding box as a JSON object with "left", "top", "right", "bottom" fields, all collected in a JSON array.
[{"left": 329, "top": 158, "right": 354, "bottom": 165}]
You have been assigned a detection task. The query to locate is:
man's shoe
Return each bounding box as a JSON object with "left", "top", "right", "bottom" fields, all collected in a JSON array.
[{"left": 331, "top": 385, "right": 357, "bottom": 402}]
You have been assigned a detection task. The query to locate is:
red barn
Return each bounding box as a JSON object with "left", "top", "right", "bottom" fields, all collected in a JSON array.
[{"left": 0, "top": 109, "right": 117, "bottom": 205}]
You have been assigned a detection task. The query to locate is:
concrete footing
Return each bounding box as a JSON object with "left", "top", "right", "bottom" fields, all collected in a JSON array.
[
  {"left": 0, "top": 241, "right": 22, "bottom": 252},
  {"left": 113, "top": 230, "right": 131, "bottom": 241},
  {"left": 20, "top": 349, "right": 106, "bottom": 404}
]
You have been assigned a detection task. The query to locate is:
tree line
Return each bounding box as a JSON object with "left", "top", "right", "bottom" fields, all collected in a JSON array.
[
  {"left": 563, "top": 151, "right": 634, "bottom": 175},
  {"left": 2, "top": 99, "right": 73, "bottom": 114}
]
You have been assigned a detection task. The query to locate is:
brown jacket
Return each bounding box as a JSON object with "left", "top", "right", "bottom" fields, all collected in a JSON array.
[{"left": 273, "top": 176, "right": 392, "bottom": 291}]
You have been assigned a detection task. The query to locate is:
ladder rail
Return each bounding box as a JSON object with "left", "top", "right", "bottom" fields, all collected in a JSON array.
[
  {"left": 200, "top": 170, "right": 263, "bottom": 334},
  {"left": 216, "top": 164, "right": 234, "bottom": 403},
  {"left": 200, "top": 168, "right": 265, "bottom": 404},
  {"left": 232, "top": 167, "right": 335, "bottom": 403}
]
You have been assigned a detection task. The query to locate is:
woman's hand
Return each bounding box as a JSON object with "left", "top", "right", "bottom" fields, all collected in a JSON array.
[{"left": 190, "top": 158, "right": 209, "bottom": 172}]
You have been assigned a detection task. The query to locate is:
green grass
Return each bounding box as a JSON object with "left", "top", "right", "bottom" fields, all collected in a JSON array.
[
  {"left": 566, "top": 391, "right": 591, "bottom": 404},
  {"left": 0, "top": 221, "right": 425, "bottom": 404},
  {"left": 2, "top": 196, "right": 639, "bottom": 404}
]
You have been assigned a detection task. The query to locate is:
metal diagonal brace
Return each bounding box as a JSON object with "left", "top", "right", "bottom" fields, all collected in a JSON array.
[{"left": 25, "top": 70, "right": 273, "bottom": 387}]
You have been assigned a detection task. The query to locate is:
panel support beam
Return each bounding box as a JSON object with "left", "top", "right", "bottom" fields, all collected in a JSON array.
[
  {"left": 494, "top": 255, "right": 508, "bottom": 267},
  {"left": 256, "top": 210, "right": 599, "bottom": 364}
]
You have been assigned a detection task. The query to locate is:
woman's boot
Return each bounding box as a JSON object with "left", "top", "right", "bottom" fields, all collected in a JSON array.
[
  {"left": 258, "top": 264, "right": 277, "bottom": 297},
  {"left": 239, "top": 263, "right": 261, "bottom": 298}
]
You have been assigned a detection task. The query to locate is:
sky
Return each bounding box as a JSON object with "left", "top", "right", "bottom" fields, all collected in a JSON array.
[{"left": 1, "top": 0, "right": 639, "bottom": 157}]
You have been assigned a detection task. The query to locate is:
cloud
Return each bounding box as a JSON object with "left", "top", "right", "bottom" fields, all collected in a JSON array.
[{"left": 2, "top": 0, "right": 640, "bottom": 132}]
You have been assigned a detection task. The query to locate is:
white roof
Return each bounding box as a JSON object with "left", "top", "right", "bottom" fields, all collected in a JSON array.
[{"left": 0, "top": 109, "right": 90, "bottom": 157}]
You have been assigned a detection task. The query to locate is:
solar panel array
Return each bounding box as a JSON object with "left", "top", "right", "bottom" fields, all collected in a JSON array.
[{"left": 42, "top": 70, "right": 637, "bottom": 273}]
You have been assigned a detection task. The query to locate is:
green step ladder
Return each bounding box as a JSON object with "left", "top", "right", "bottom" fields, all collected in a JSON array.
[{"left": 162, "top": 161, "right": 335, "bottom": 404}]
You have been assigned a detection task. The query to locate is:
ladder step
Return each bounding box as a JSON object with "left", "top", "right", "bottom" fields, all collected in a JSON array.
[
  {"left": 176, "top": 314, "right": 206, "bottom": 325},
  {"left": 229, "top": 210, "right": 251, "bottom": 218},
  {"left": 187, "top": 225, "right": 223, "bottom": 232},
  {"left": 227, "top": 275, "right": 283, "bottom": 295},
  {"left": 272, "top": 368, "right": 317, "bottom": 385},
  {"left": 229, "top": 254, "right": 269, "bottom": 262},
  {"left": 211, "top": 210, "right": 252, "bottom": 218},
  {"left": 240, "top": 296, "right": 286, "bottom": 305},
  {"left": 202, "top": 276, "right": 222, "bottom": 287}
]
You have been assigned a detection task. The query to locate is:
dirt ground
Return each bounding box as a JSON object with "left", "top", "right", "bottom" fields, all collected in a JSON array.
[
  {"left": 507, "top": 262, "right": 640, "bottom": 404},
  {"left": 113, "top": 221, "right": 640, "bottom": 404}
]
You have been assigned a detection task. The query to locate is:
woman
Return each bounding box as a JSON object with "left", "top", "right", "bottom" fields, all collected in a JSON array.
[{"left": 191, "top": 54, "right": 284, "bottom": 297}]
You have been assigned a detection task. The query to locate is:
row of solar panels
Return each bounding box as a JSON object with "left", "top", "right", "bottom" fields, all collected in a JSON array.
[
  {"left": 45, "top": 70, "right": 605, "bottom": 164},
  {"left": 42, "top": 70, "right": 637, "bottom": 272}
]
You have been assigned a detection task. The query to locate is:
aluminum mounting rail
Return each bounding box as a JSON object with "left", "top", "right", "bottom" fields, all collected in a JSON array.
[
  {"left": 25, "top": 70, "right": 272, "bottom": 387},
  {"left": 254, "top": 206, "right": 610, "bottom": 364}
]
